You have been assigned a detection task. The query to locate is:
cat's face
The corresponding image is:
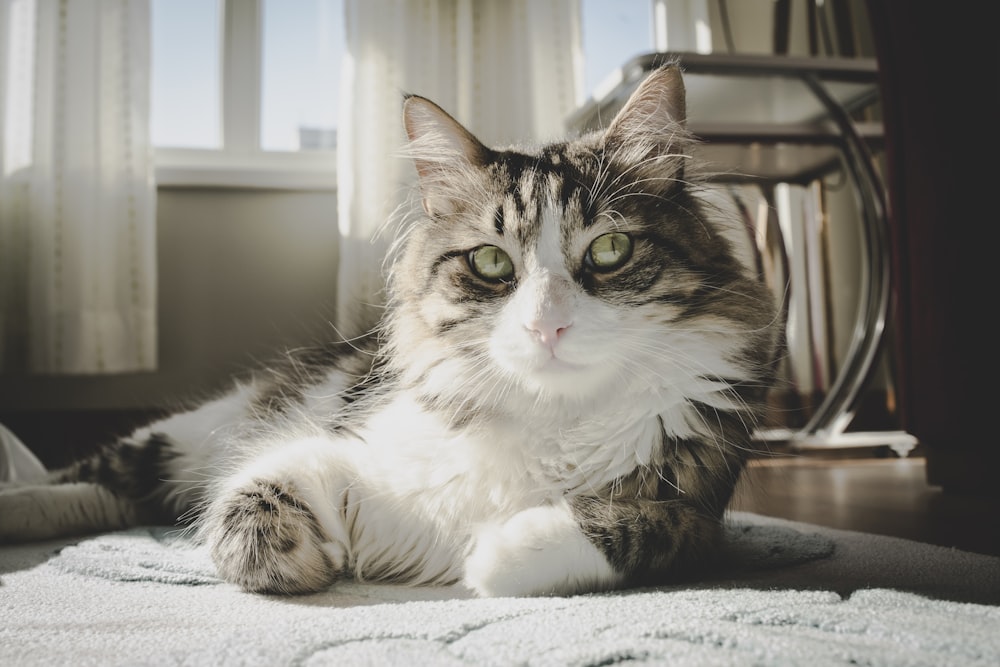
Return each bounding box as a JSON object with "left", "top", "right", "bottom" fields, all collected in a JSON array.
[{"left": 389, "top": 66, "right": 775, "bottom": 413}]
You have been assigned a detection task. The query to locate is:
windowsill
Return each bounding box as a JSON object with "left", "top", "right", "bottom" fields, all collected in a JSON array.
[{"left": 154, "top": 148, "right": 337, "bottom": 191}]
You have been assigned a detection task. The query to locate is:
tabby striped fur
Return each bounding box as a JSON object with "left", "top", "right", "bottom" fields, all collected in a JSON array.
[{"left": 0, "top": 64, "right": 778, "bottom": 597}]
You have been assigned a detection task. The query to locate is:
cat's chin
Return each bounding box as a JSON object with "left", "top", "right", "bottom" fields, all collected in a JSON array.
[{"left": 509, "top": 356, "right": 616, "bottom": 401}]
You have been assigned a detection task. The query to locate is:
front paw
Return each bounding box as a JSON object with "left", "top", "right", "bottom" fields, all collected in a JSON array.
[
  {"left": 204, "top": 479, "right": 343, "bottom": 594},
  {"left": 463, "top": 503, "right": 622, "bottom": 598}
]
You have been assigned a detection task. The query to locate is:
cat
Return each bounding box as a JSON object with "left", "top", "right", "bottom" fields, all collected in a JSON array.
[{"left": 0, "top": 64, "right": 779, "bottom": 597}]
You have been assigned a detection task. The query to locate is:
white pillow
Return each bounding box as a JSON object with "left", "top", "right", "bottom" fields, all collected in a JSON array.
[{"left": 0, "top": 422, "right": 47, "bottom": 482}]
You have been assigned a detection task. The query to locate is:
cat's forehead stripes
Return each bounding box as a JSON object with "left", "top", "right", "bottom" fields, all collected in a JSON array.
[
  {"left": 488, "top": 146, "right": 594, "bottom": 248},
  {"left": 526, "top": 201, "right": 572, "bottom": 275}
]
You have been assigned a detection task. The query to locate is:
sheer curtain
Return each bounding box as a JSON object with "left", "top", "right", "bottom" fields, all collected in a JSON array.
[
  {"left": 0, "top": 0, "right": 156, "bottom": 374},
  {"left": 336, "top": 0, "right": 581, "bottom": 336}
]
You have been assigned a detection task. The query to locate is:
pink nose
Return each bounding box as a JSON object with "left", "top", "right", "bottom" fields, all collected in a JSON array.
[{"left": 525, "top": 320, "right": 571, "bottom": 347}]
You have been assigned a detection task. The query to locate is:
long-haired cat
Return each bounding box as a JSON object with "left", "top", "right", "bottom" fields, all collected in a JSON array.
[{"left": 0, "top": 65, "right": 778, "bottom": 597}]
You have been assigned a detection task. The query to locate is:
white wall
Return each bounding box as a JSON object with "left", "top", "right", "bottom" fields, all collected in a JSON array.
[{"left": 0, "top": 188, "right": 340, "bottom": 410}]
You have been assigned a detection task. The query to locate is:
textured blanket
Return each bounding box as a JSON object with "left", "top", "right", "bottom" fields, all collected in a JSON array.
[{"left": 2, "top": 511, "right": 998, "bottom": 666}]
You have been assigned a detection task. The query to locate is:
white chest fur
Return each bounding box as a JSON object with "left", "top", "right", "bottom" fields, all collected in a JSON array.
[{"left": 336, "top": 391, "right": 672, "bottom": 583}]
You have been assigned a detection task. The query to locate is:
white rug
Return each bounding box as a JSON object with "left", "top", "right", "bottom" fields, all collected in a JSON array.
[{"left": 2, "top": 511, "right": 997, "bottom": 666}]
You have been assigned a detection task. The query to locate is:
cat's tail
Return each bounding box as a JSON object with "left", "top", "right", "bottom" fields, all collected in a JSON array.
[
  {"left": 0, "top": 480, "right": 143, "bottom": 542},
  {"left": 0, "top": 424, "right": 141, "bottom": 542},
  {"left": 0, "top": 431, "right": 183, "bottom": 543},
  {"left": 0, "top": 386, "right": 258, "bottom": 544}
]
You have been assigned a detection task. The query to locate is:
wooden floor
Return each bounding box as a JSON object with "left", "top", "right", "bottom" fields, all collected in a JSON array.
[{"left": 732, "top": 454, "right": 1000, "bottom": 558}]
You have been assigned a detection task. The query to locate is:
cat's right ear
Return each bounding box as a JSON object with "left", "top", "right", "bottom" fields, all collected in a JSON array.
[{"left": 402, "top": 95, "right": 489, "bottom": 216}]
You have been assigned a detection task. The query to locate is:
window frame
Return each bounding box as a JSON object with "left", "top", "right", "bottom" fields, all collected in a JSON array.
[{"left": 153, "top": 0, "right": 339, "bottom": 190}]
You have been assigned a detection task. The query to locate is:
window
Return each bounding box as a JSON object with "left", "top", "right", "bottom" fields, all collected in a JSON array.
[
  {"left": 260, "top": 0, "right": 343, "bottom": 151},
  {"left": 579, "top": 0, "right": 715, "bottom": 103},
  {"left": 580, "top": 0, "right": 652, "bottom": 102},
  {"left": 152, "top": 0, "right": 695, "bottom": 188},
  {"left": 151, "top": 0, "right": 221, "bottom": 149},
  {"left": 152, "top": 0, "right": 345, "bottom": 189}
]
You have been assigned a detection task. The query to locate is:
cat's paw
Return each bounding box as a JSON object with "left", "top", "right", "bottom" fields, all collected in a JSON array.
[
  {"left": 204, "top": 479, "right": 344, "bottom": 595},
  {"left": 463, "top": 502, "right": 623, "bottom": 597}
]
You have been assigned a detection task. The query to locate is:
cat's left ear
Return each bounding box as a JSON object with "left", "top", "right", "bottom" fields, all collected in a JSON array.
[
  {"left": 403, "top": 95, "right": 490, "bottom": 215},
  {"left": 603, "top": 64, "right": 688, "bottom": 156}
]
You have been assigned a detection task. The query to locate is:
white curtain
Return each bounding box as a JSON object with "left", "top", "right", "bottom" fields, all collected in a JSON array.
[
  {"left": 0, "top": 0, "right": 156, "bottom": 374},
  {"left": 336, "top": 0, "right": 582, "bottom": 336}
]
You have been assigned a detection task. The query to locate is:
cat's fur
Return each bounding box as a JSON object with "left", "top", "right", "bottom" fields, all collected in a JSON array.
[{"left": 0, "top": 65, "right": 778, "bottom": 597}]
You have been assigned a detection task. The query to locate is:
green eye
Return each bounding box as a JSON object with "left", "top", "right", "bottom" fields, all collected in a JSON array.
[
  {"left": 469, "top": 245, "right": 514, "bottom": 282},
  {"left": 587, "top": 232, "right": 633, "bottom": 271}
]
